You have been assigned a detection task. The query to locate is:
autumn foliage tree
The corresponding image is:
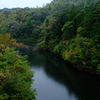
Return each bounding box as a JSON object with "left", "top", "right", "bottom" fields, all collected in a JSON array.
[{"left": 0, "top": 33, "right": 26, "bottom": 49}]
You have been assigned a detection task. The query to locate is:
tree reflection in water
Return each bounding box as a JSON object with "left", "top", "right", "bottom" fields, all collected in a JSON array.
[{"left": 19, "top": 47, "right": 100, "bottom": 100}]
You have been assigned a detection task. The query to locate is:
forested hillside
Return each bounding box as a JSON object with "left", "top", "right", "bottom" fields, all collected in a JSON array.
[
  {"left": 0, "top": 0, "right": 100, "bottom": 74},
  {"left": 37, "top": 0, "right": 100, "bottom": 74}
]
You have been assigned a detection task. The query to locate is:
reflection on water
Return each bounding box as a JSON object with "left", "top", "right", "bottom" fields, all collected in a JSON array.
[
  {"left": 31, "top": 67, "right": 78, "bottom": 100},
  {"left": 19, "top": 47, "right": 100, "bottom": 100}
]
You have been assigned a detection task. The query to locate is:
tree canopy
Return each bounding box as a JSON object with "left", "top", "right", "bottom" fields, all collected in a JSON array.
[
  {"left": 0, "top": 0, "right": 100, "bottom": 74},
  {"left": 0, "top": 34, "right": 36, "bottom": 100}
]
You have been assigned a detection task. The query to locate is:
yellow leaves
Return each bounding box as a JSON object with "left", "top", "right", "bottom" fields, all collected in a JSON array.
[
  {"left": 8, "top": 38, "right": 17, "bottom": 45},
  {"left": 8, "top": 38, "right": 27, "bottom": 47},
  {"left": 0, "top": 95, "right": 4, "bottom": 99},
  {"left": 0, "top": 33, "right": 12, "bottom": 49},
  {"left": 0, "top": 33, "right": 10, "bottom": 44},
  {"left": 63, "top": 50, "right": 73, "bottom": 60},
  {"left": 0, "top": 33, "right": 27, "bottom": 49},
  {"left": 0, "top": 44, "right": 5, "bottom": 49},
  {"left": 0, "top": 72, "right": 4, "bottom": 77},
  {"left": 13, "top": 42, "right": 27, "bottom": 47}
]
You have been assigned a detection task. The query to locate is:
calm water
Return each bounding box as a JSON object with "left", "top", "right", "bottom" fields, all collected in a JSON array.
[{"left": 20, "top": 47, "right": 100, "bottom": 100}]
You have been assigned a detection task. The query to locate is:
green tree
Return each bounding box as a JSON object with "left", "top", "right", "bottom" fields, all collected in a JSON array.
[{"left": 0, "top": 34, "right": 36, "bottom": 100}]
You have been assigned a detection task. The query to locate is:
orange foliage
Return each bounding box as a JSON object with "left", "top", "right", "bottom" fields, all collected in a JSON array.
[{"left": 0, "top": 33, "right": 27, "bottom": 49}]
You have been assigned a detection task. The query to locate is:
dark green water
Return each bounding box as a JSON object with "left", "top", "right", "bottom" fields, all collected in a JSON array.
[{"left": 20, "top": 47, "right": 100, "bottom": 100}]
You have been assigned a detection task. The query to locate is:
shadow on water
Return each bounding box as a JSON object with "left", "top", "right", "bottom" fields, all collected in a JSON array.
[{"left": 19, "top": 46, "right": 100, "bottom": 100}]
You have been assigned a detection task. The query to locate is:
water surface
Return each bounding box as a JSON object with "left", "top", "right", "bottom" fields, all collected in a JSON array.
[{"left": 20, "top": 47, "right": 100, "bottom": 100}]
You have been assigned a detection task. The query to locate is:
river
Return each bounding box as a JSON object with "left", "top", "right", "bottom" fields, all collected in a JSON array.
[{"left": 19, "top": 47, "right": 100, "bottom": 100}]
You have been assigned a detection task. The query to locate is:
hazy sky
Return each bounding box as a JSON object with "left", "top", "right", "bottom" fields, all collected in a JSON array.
[{"left": 0, "top": 0, "right": 52, "bottom": 9}]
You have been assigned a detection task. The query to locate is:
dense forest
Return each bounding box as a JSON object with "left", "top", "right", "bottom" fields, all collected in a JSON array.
[
  {"left": 0, "top": 0, "right": 100, "bottom": 99},
  {"left": 0, "top": 0, "right": 99, "bottom": 71},
  {"left": 0, "top": 34, "right": 36, "bottom": 99}
]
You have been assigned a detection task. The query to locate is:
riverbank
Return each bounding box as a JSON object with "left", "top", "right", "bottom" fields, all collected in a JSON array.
[
  {"left": 26, "top": 46, "right": 100, "bottom": 100},
  {"left": 36, "top": 1, "right": 100, "bottom": 76},
  {"left": 36, "top": 43, "right": 100, "bottom": 76}
]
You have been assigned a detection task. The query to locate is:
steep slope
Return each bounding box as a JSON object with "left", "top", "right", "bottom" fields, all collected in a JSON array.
[
  {"left": 0, "top": 0, "right": 99, "bottom": 74},
  {"left": 37, "top": 0, "right": 100, "bottom": 74}
]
